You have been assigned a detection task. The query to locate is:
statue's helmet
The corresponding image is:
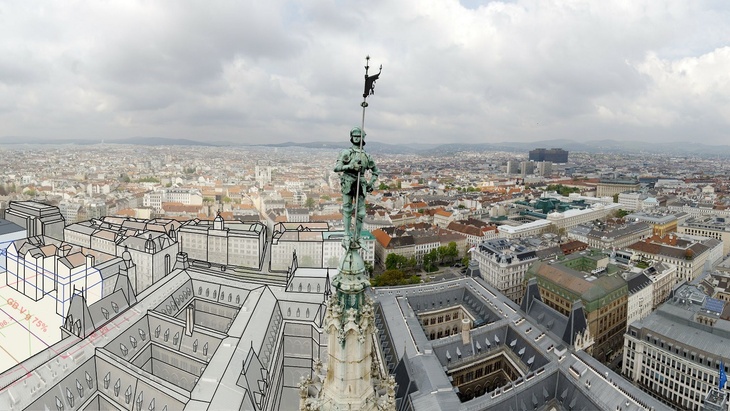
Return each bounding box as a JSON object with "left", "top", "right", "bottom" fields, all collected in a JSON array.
[{"left": 350, "top": 126, "right": 366, "bottom": 145}]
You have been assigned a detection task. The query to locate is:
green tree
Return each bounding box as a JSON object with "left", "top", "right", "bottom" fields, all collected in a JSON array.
[
  {"left": 406, "top": 257, "right": 418, "bottom": 274},
  {"left": 120, "top": 174, "right": 131, "bottom": 183},
  {"left": 321, "top": 195, "right": 331, "bottom": 201},
  {"left": 423, "top": 249, "right": 440, "bottom": 272},
  {"left": 385, "top": 253, "right": 409, "bottom": 270},
  {"left": 436, "top": 246, "right": 448, "bottom": 264},
  {"left": 614, "top": 209, "right": 629, "bottom": 218},
  {"left": 445, "top": 242, "right": 459, "bottom": 263},
  {"left": 305, "top": 197, "right": 316, "bottom": 210},
  {"left": 612, "top": 193, "right": 619, "bottom": 203},
  {"left": 371, "top": 269, "right": 420, "bottom": 287},
  {"left": 378, "top": 182, "right": 389, "bottom": 190},
  {"left": 546, "top": 184, "right": 580, "bottom": 196},
  {"left": 222, "top": 196, "right": 233, "bottom": 203}
]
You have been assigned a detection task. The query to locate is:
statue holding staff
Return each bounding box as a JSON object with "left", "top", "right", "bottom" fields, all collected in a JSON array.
[{"left": 334, "top": 126, "right": 379, "bottom": 246}]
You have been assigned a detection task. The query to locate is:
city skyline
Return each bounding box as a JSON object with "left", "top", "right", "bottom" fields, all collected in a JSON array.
[
  {"left": 2, "top": 1, "right": 730, "bottom": 146},
  {"left": 1, "top": 142, "right": 730, "bottom": 409}
]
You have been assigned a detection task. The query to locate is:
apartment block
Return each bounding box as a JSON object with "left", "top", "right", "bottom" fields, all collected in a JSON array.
[
  {"left": 582, "top": 221, "right": 653, "bottom": 249},
  {"left": 472, "top": 237, "right": 561, "bottom": 303},
  {"left": 623, "top": 284, "right": 730, "bottom": 411},
  {"left": 678, "top": 216, "right": 730, "bottom": 255},
  {"left": 526, "top": 252, "right": 628, "bottom": 363},
  {"left": 269, "top": 222, "right": 374, "bottom": 272},
  {"left": 628, "top": 234, "right": 723, "bottom": 283},
  {"left": 445, "top": 219, "right": 499, "bottom": 246},
  {"left": 546, "top": 203, "right": 622, "bottom": 230},
  {"left": 0, "top": 218, "right": 26, "bottom": 275},
  {"left": 179, "top": 214, "right": 267, "bottom": 271},
  {"left": 497, "top": 219, "right": 552, "bottom": 239},
  {"left": 596, "top": 179, "right": 641, "bottom": 197},
  {"left": 371, "top": 224, "right": 466, "bottom": 269},
  {"left": 143, "top": 188, "right": 203, "bottom": 211},
  {"left": 4, "top": 200, "right": 65, "bottom": 240},
  {"left": 625, "top": 212, "right": 679, "bottom": 237}
]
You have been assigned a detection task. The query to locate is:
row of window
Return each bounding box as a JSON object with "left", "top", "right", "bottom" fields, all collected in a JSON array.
[
  {"left": 422, "top": 311, "right": 461, "bottom": 326},
  {"left": 452, "top": 360, "right": 512, "bottom": 386},
  {"left": 642, "top": 336, "right": 726, "bottom": 370},
  {"left": 430, "top": 327, "right": 459, "bottom": 340}
]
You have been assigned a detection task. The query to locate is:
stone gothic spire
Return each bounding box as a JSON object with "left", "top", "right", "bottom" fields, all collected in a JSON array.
[{"left": 299, "top": 243, "right": 395, "bottom": 410}]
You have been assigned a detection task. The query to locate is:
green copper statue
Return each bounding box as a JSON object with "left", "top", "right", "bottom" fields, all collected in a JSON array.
[{"left": 334, "top": 126, "right": 379, "bottom": 246}]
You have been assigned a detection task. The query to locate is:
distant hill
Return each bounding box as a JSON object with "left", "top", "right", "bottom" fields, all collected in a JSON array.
[
  {"left": 251, "top": 141, "right": 424, "bottom": 155},
  {"left": 0, "top": 136, "right": 218, "bottom": 146},
  {"left": 105, "top": 137, "right": 218, "bottom": 146},
  {"left": 416, "top": 139, "right": 730, "bottom": 157},
  {"left": 2, "top": 135, "right": 729, "bottom": 157}
]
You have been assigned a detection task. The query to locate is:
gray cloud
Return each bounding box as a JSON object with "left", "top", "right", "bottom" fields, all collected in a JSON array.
[{"left": 1, "top": 0, "right": 730, "bottom": 145}]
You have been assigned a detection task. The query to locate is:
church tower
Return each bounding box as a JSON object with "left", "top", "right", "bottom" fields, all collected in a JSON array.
[
  {"left": 299, "top": 171, "right": 395, "bottom": 410},
  {"left": 313, "top": 245, "right": 392, "bottom": 410},
  {"left": 299, "top": 56, "right": 394, "bottom": 411}
]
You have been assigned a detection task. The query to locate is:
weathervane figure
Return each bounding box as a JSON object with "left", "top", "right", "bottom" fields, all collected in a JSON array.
[{"left": 335, "top": 56, "right": 382, "bottom": 248}]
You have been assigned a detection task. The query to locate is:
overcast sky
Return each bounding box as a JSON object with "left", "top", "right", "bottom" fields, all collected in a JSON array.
[{"left": 2, "top": 0, "right": 730, "bottom": 146}]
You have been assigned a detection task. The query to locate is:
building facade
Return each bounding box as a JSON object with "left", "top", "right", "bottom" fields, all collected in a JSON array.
[
  {"left": 529, "top": 148, "right": 568, "bottom": 163},
  {"left": 546, "top": 203, "right": 622, "bottom": 230},
  {"left": 497, "top": 219, "right": 552, "bottom": 239},
  {"left": 270, "top": 222, "right": 374, "bottom": 272},
  {"left": 179, "top": 215, "right": 267, "bottom": 271},
  {"left": 628, "top": 234, "right": 723, "bottom": 283},
  {"left": 596, "top": 179, "right": 641, "bottom": 198},
  {"left": 679, "top": 216, "right": 730, "bottom": 256},
  {"left": 371, "top": 224, "right": 466, "bottom": 270},
  {"left": 143, "top": 188, "right": 203, "bottom": 211},
  {"left": 625, "top": 272, "right": 653, "bottom": 330},
  {"left": 4, "top": 201, "right": 65, "bottom": 241},
  {"left": 623, "top": 284, "right": 730, "bottom": 411},
  {"left": 626, "top": 212, "right": 679, "bottom": 237},
  {"left": 526, "top": 253, "right": 628, "bottom": 363},
  {"left": 584, "top": 221, "right": 653, "bottom": 250},
  {"left": 471, "top": 238, "right": 540, "bottom": 303}
]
